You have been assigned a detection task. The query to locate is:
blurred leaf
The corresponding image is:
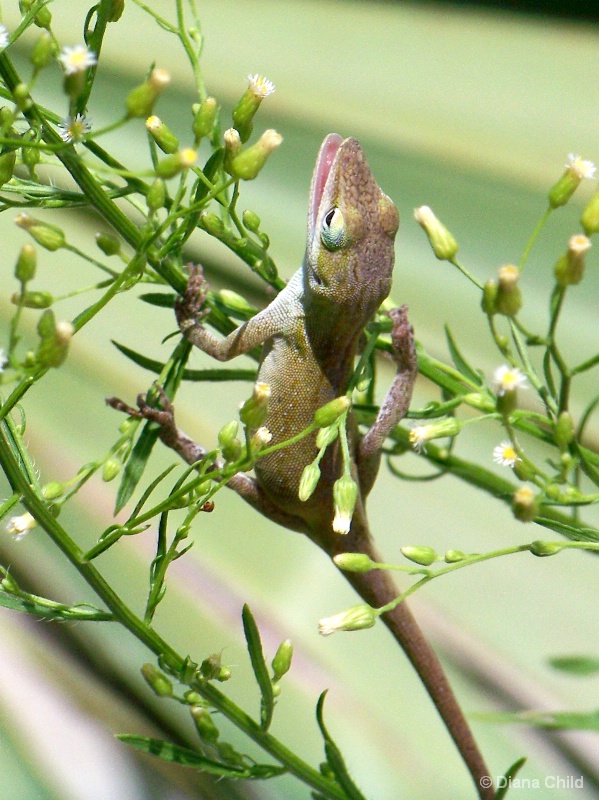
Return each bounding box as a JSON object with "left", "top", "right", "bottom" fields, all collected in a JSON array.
[
  {"left": 444, "top": 324, "right": 484, "bottom": 387},
  {"left": 316, "top": 692, "right": 367, "bottom": 800},
  {"left": 113, "top": 341, "right": 256, "bottom": 382},
  {"left": 476, "top": 710, "right": 599, "bottom": 731},
  {"left": 549, "top": 655, "right": 599, "bottom": 676},
  {"left": 496, "top": 756, "right": 527, "bottom": 800},
  {"left": 241, "top": 604, "right": 275, "bottom": 731},
  {"left": 117, "top": 735, "right": 247, "bottom": 775},
  {"left": 0, "top": 590, "right": 112, "bottom": 621}
]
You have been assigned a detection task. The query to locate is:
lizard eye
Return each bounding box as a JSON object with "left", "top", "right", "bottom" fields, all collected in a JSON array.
[{"left": 320, "top": 207, "right": 347, "bottom": 250}]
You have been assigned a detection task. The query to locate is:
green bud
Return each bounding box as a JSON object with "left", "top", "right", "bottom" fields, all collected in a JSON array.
[
  {"left": 232, "top": 74, "right": 275, "bottom": 143},
  {"left": 42, "top": 481, "right": 64, "bottom": 500},
  {"left": 183, "top": 690, "right": 203, "bottom": 705},
  {"left": 190, "top": 706, "right": 219, "bottom": 743},
  {"left": 218, "top": 289, "right": 255, "bottom": 318},
  {"left": 549, "top": 155, "right": 595, "bottom": 209},
  {"left": 271, "top": 639, "right": 293, "bottom": 682},
  {"left": 12, "top": 290, "right": 53, "bottom": 309},
  {"left": 37, "top": 308, "right": 55, "bottom": 338},
  {"left": 145, "top": 115, "right": 179, "bottom": 154},
  {"left": 218, "top": 420, "right": 242, "bottom": 462},
  {"left": 316, "top": 423, "right": 339, "bottom": 450},
  {"left": 318, "top": 603, "right": 377, "bottom": 635},
  {"left": 155, "top": 148, "right": 196, "bottom": 179},
  {"left": 554, "top": 411, "right": 574, "bottom": 449},
  {"left": 409, "top": 417, "right": 461, "bottom": 451},
  {"left": 125, "top": 69, "right": 171, "bottom": 118},
  {"left": 21, "top": 143, "right": 40, "bottom": 174},
  {"left": 554, "top": 234, "right": 591, "bottom": 286},
  {"left": 141, "top": 663, "right": 173, "bottom": 696},
  {"left": 495, "top": 265, "right": 522, "bottom": 317},
  {"left": 242, "top": 209, "right": 261, "bottom": 232},
  {"left": 36, "top": 316, "right": 74, "bottom": 368},
  {"left": 12, "top": 83, "right": 31, "bottom": 112},
  {"left": 298, "top": 462, "right": 321, "bottom": 502},
  {"left": 108, "top": 0, "right": 125, "bottom": 22},
  {"left": 314, "top": 395, "right": 350, "bottom": 428},
  {"left": 544, "top": 483, "right": 562, "bottom": 501},
  {"left": 32, "top": 3, "right": 51, "bottom": 28},
  {"left": 95, "top": 232, "right": 121, "bottom": 256},
  {"left": 229, "top": 129, "right": 283, "bottom": 181},
  {"left": 401, "top": 545, "right": 439, "bottom": 566},
  {"left": 496, "top": 388, "right": 518, "bottom": 416},
  {"left": 15, "top": 244, "right": 37, "bottom": 283},
  {"left": 529, "top": 540, "right": 563, "bottom": 557},
  {"left": 250, "top": 426, "right": 272, "bottom": 452},
  {"left": 192, "top": 96, "right": 217, "bottom": 142},
  {"left": 223, "top": 127, "right": 242, "bottom": 173},
  {"left": 15, "top": 213, "right": 65, "bottom": 251},
  {"left": 201, "top": 211, "right": 225, "bottom": 238},
  {"left": 444, "top": 549, "right": 466, "bottom": 563},
  {"left": 200, "top": 652, "right": 224, "bottom": 681},
  {"left": 216, "top": 666, "right": 231, "bottom": 682},
  {"left": 481, "top": 279, "right": 498, "bottom": 315},
  {"left": 102, "top": 457, "right": 121, "bottom": 482},
  {"left": 31, "top": 31, "right": 56, "bottom": 70},
  {"left": 63, "top": 71, "right": 86, "bottom": 101},
  {"left": 333, "top": 552, "right": 375, "bottom": 572},
  {"left": 0, "top": 150, "right": 16, "bottom": 187},
  {"left": 146, "top": 178, "right": 166, "bottom": 212},
  {"left": 414, "top": 205, "right": 458, "bottom": 261},
  {"left": 512, "top": 485, "right": 539, "bottom": 523},
  {"left": 581, "top": 190, "right": 599, "bottom": 236},
  {"left": 513, "top": 459, "right": 535, "bottom": 482},
  {"left": 2, "top": 574, "right": 19, "bottom": 593},
  {"left": 239, "top": 382, "right": 270, "bottom": 429},
  {"left": 332, "top": 475, "right": 358, "bottom": 534}
]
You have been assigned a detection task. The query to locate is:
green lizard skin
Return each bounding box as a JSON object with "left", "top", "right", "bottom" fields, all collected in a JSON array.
[{"left": 111, "top": 134, "right": 494, "bottom": 798}]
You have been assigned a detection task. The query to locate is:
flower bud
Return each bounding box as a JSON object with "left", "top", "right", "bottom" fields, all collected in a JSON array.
[
  {"left": 232, "top": 74, "right": 275, "bottom": 143},
  {"left": 199, "top": 652, "right": 225, "bottom": 681},
  {"left": 31, "top": 30, "right": 56, "bottom": 70},
  {"left": 529, "top": 540, "right": 563, "bottom": 557},
  {"left": 316, "top": 424, "right": 338, "bottom": 450},
  {"left": 36, "top": 314, "right": 74, "bottom": 368},
  {"left": 146, "top": 178, "right": 166, "bottom": 212},
  {"left": 11, "top": 290, "right": 53, "bottom": 308},
  {"left": 42, "top": 481, "right": 64, "bottom": 500},
  {"left": 298, "top": 462, "right": 321, "bottom": 502},
  {"left": 145, "top": 115, "right": 179, "bottom": 154},
  {"left": 22, "top": 142, "right": 40, "bottom": 174},
  {"left": 6, "top": 512, "right": 36, "bottom": 540},
  {"left": 223, "top": 127, "right": 242, "bottom": 172},
  {"left": 108, "top": 0, "right": 125, "bottom": 22},
  {"left": 229, "top": 130, "right": 283, "bottom": 181},
  {"left": 15, "top": 244, "right": 36, "bottom": 283},
  {"left": 554, "top": 411, "right": 574, "bottom": 449},
  {"left": 102, "top": 457, "right": 121, "bottom": 482},
  {"left": 271, "top": 639, "right": 293, "bottom": 682},
  {"left": 314, "top": 395, "right": 350, "bottom": 428},
  {"left": 481, "top": 279, "right": 498, "bottom": 315},
  {"left": 401, "top": 545, "right": 438, "bottom": 566},
  {"left": 512, "top": 485, "right": 539, "bottom": 522},
  {"left": 192, "top": 96, "right": 218, "bottom": 142},
  {"left": 155, "top": 148, "right": 196, "bottom": 179},
  {"left": 239, "top": 382, "right": 270, "bottom": 429},
  {"left": 218, "top": 420, "right": 242, "bottom": 462},
  {"left": 495, "top": 264, "right": 522, "bottom": 317},
  {"left": 250, "top": 426, "right": 272, "bottom": 452},
  {"left": 190, "top": 706, "right": 219, "bottom": 742},
  {"left": 318, "top": 603, "right": 377, "bottom": 636},
  {"left": 0, "top": 149, "right": 16, "bottom": 187},
  {"left": 15, "top": 213, "right": 65, "bottom": 251},
  {"left": 95, "top": 232, "right": 121, "bottom": 256},
  {"left": 444, "top": 549, "right": 466, "bottom": 563},
  {"left": 141, "top": 663, "right": 173, "bottom": 696},
  {"left": 125, "top": 68, "right": 171, "bottom": 118},
  {"left": 333, "top": 552, "right": 375, "bottom": 572},
  {"left": 218, "top": 289, "right": 255, "bottom": 318},
  {"left": 581, "top": 190, "right": 599, "bottom": 236},
  {"left": 12, "top": 83, "right": 31, "bottom": 112},
  {"left": 332, "top": 475, "right": 358, "bottom": 534},
  {"left": 409, "top": 417, "right": 461, "bottom": 453},
  {"left": 554, "top": 234, "right": 591, "bottom": 286},
  {"left": 242, "top": 209, "right": 261, "bottom": 233},
  {"left": 414, "top": 205, "right": 458, "bottom": 261},
  {"left": 200, "top": 211, "right": 225, "bottom": 238},
  {"left": 549, "top": 154, "right": 596, "bottom": 209}
]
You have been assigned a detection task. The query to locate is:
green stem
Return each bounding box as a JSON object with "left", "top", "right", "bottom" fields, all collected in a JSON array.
[{"left": 519, "top": 206, "right": 552, "bottom": 270}]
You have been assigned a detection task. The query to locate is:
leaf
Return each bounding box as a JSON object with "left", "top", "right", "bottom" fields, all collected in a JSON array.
[
  {"left": 316, "top": 692, "right": 367, "bottom": 800},
  {"left": 117, "top": 735, "right": 246, "bottom": 776},
  {"left": 112, "top": 340, "right": 256, "bottom": 382},
  {"left": 444, "top": 324, "right": 484, "bottom": 387},
  {"left": 115, "top": 421, "right": 160, "bottom": 514},
  {"left": 495, "top": 757, "right": 527, "bottom": 800},
  {"left": 549, "top": 655, "right": 599, "bottom": 676},
  {"left": 475, "top": 709, "right": 599, "bottom": 731},
  {"left": 139, "top": 292, "right": 176, "bottom": 308},
  {"left": 241, "top": 604, "right": 275, "bottom": 731},
  {"left": 0, "top": 590, "right": 112, "bottom": 621}
]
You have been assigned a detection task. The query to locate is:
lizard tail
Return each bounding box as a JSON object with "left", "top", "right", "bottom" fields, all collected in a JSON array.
[{"left": 329, "top": 535, "right": 495, "bottom": 800}]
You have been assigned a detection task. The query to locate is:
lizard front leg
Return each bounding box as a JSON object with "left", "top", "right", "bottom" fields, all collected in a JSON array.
[{"left": 357, "top": 304, "right": 417, "bottom": 496}]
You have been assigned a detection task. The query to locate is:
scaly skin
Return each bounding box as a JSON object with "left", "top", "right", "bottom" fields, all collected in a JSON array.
[{"left": 110, "top": 134, "right": 494, "bottom": 798}]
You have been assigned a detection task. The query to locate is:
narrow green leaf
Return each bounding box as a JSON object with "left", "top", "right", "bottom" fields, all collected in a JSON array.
[
  {"left": 112, "top": 340, "right": 256, "bottom": 382},
  {"left": 139, "top": 292, "right": 176, "bottom": 308},
  {"left": 549, "top": 655, "right": 599, "bottom": 676},
  {"left": 241, "top": 603, "right": 275, "bottom": 731},
  {"left": 0, "top": 590, "right": 112, "bottom": 621},
  {"left": 245, "top": 763, "right": 287, "bottom": 779},
  {"left": 495, "top": 757, "right": 527, "bottom": 800},
  {"left": 117, "top": 735, "right": 246, "bottom": 776},
  {"left": 316, "top": 692, "right": 367, "bottom": 800},
  {"left": 444, "top": 324, "right": 484, "bottom": 387},
  {"left": 475, "top": 709, "right": 599, "bottom": 731},
  {"left": 115, "top": 421, "right": 160, "bottom": 514}
]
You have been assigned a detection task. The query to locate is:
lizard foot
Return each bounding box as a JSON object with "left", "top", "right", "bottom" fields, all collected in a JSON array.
[
  {"left": 175, "top": 263, "right": 210, "bottom": 335},
  {"left": 107, "top": 384, "right": 179, "bottom": 447},
  {"left": 388, "top": 305, "right": 417, "bottom": 379}
]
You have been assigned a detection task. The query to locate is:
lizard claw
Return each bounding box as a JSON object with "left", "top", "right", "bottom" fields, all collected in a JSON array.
[
  {"left": 387, "top": 305, "right": 417, "bottom": 379},
  {"left": 106, "top": 384, "right": 179, "bottom": 444},
  {"left": 175, "top": 263, "right": 210, "bottom": 335}
]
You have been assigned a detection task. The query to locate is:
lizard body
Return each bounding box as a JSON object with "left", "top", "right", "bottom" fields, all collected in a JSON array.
[{"left": 112, "top": 134, "right": 493, "bottom": 798}]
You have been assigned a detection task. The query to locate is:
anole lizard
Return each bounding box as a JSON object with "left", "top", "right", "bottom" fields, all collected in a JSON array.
[{"left": 110, "top": 134, "right": 494, "bottom": 798}]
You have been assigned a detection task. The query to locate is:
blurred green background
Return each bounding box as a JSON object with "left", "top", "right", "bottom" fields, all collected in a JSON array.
[{"left": 1, "top": 2, "right": 599, "bottom": 799}]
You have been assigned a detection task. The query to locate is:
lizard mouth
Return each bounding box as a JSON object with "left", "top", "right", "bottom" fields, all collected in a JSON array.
[{"left": 310, "top": 133, "right": 343, "bottom": 232}]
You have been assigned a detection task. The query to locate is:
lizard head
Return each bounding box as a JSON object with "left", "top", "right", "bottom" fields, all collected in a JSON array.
[{"left": 305, "top": 133, "right": 399, "bottom": 315}]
